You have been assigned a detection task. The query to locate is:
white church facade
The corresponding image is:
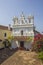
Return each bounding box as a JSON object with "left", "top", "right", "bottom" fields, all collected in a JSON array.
[{"left": 12, "top": 13, "right": 35, "bottom": 50}]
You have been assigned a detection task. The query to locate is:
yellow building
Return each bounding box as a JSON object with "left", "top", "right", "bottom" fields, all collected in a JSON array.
[
  {"left": 0, "top": 25, "right": 12, "bottom": 49},
  {"left": 0, "top": 25, "right": 12, "bottom": 40}
]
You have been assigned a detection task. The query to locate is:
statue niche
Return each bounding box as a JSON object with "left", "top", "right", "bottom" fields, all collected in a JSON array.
[{"left": 13, "top": 16, "right": 18, "bottom": 24}]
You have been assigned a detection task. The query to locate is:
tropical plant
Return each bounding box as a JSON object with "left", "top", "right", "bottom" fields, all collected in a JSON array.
[
  {"left": 3, "top": 39, "right": 11, "bottom": 48},
  {"left": 8, "top": 36, "right": 14, "bottom": 41}
]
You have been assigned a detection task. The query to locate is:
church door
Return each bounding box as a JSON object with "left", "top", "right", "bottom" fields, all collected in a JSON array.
[{"left": 20, "top": 41, "right": 24, "bottom": 49}]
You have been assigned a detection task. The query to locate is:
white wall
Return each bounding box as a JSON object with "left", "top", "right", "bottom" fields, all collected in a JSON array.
[
  {"left": 12, "top": 27, "right": 34, "bottom": 36},
  {"left": 24, "top": 41, "right": 32, "bottom": 50},
  {"left": 11, "top": 40, "right": 32, "bottom": 50},
  {"left": 11, "top": 40, "right": 18, "bottom": 48},
  {"left": 11, "top": 40, "right": 21, "bottom": 49}
]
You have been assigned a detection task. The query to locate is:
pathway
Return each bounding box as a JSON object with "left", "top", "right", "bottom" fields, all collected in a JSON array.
[{"left": 1, "top": 50, "right": 42, "bottom": 65}]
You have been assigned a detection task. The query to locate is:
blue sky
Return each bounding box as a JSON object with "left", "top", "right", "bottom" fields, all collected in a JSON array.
[{"left": 0, "top": 0, "right": 43, "bottom": 33}]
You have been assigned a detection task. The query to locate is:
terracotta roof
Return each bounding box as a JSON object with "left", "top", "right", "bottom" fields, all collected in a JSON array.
[
  {"left": 14, "top": 36, "right": 33, "bottom": 41},
  {"left": 0, "top": 25, "right": 12, "bottom": 31}
]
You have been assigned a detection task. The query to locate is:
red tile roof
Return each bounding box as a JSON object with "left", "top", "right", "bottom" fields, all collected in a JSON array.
[{"left": 0, "top": 25, "right": 12, "bottom": 31}]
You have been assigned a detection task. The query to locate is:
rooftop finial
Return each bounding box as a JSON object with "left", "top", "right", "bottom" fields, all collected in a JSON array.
[{"left": 21, "top": 11, "right": 24, "bottom": 17}]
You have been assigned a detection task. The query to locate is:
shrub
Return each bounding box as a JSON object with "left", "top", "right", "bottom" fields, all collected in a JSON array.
[
  {"left": 32, "top": 39, "right": 43, "bottom": 52},
  {"left": 38, "top": 52, "right": 43, "bottom": 61},
  {"left": 32, "top": 33, "right": 43, "bottom": 52}
]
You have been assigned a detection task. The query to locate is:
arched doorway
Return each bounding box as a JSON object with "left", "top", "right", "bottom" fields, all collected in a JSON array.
[{"left": 20, "top": 41, "right": 24, "bottom": 49}]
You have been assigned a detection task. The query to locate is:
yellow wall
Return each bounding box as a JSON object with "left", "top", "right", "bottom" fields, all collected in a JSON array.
[{"left": 0, "top": 29, "right": 12, "bottom": 40}]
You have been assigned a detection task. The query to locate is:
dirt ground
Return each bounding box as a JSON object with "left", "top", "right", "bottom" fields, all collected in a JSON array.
[{"left": 1, "top": 50, "right": 43, "bottom": 65}]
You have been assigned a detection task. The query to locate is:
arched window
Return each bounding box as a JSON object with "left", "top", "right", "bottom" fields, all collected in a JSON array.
[
  {"left": 21, "top": 30, "right": 23, "bottom": 35},
  {"left": 4, "top": 33, "right": 7, "bottom": 37}
]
